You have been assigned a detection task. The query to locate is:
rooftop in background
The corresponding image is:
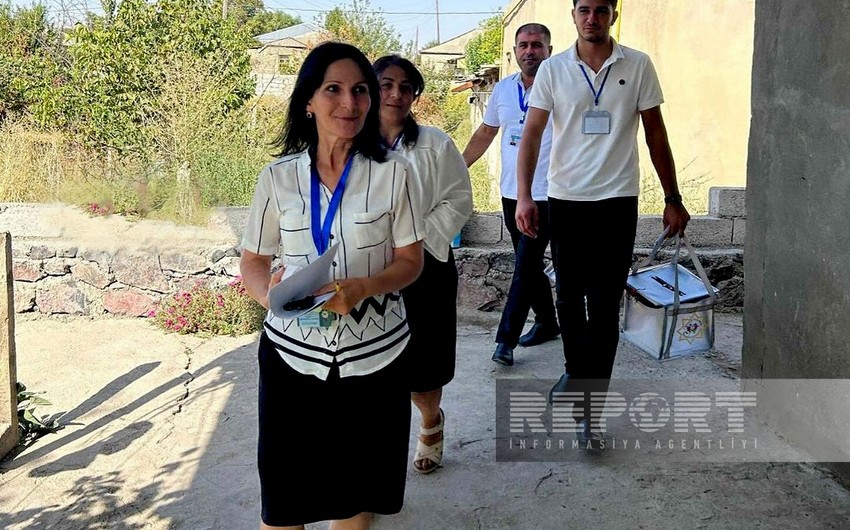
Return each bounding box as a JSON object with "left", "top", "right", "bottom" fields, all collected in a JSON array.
[
  {"left": 254, "top": 21, "right": 323, "bottom": 44},
  {"left": 419, "top": 28, "right": 485, "bottom": 81},
  {"left": 420, "top": 28, "right": 482, "bottom": 56}
]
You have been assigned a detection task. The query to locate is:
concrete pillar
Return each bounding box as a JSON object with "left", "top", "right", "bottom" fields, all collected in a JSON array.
[
  {"left": 0, "top": 232, "right": 19, "bottom": 458},
  {"left": 744, "top": 1, "right": 850, "bottom": 478}
]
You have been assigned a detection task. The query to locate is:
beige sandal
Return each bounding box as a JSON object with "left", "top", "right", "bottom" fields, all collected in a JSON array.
[{"left": 413, "top": 408, "right": 445, "bottom": 474}]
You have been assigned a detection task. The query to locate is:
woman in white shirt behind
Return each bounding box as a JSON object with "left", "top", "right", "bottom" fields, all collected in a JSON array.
[{"left": 373, "top": 55, "right": 473, "bottom": 474}]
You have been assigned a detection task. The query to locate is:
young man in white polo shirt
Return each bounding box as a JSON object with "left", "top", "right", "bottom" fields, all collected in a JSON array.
[
  {"left": 515, "top": 0, "right": 690, "bottom": 447},
  {"left": 463, "top": 23, "right": 560, "bottom": 367}
]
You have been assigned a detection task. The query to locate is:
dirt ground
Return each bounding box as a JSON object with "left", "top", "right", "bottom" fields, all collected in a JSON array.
[{"left": 1, "top": 313, "right": 849, "bottom": 529}]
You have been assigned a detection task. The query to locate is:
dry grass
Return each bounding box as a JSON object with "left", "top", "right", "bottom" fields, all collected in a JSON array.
[
  {"left": 0, "top": 123, "right": 70, "bottom": 202},
  {"left": 0, "top": 92, "right": 281, "bottom": 224},
  {"left": 639, "top": 158, "right": 711, "bottom": 215}
]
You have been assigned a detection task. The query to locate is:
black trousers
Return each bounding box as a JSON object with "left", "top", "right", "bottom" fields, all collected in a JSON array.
[
  {"left": 548, "top": 196, "right": 638, "bottom": 420},
  {"left": 496, "top": 197, "right": 558, "bottom": 347}
]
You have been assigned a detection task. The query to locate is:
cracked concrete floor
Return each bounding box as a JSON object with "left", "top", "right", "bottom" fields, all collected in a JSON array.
[{"left": 1, "top": 313, "right": 849, "bottom": 529}]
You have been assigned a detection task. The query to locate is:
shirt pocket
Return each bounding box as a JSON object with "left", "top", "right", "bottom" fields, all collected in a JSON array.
[
  {"left": 353, "top": 210, "right": 391, "bottom": 250},
  {"left": 279, "top": 213, "right": 315, "bottom": 258}
]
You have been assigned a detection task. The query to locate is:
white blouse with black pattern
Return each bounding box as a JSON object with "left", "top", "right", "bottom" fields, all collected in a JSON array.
[{"left": 241, "top": 150, "right": 423, "bottom": 380}]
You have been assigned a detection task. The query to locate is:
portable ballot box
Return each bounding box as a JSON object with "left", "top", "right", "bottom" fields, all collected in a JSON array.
[{"left": 621, "top": 236, "right": 719, "bottom": 360}]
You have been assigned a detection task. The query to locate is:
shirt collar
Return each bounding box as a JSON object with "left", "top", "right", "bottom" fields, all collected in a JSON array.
[{"left": 567, "top": 38, "right": 625, "bottom": 69}]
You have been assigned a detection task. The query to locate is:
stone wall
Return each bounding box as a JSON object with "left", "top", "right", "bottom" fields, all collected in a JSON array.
[
  {"left": 6, "top": 187, "right": 745, "bottom": 317},
  {"left": 11, "top": 244, "right": 241, "bottom": 317}
]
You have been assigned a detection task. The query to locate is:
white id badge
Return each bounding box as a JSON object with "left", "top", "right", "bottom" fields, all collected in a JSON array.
[
  {"left": 508, "top": 126, "right": 522, "bottom": 146},
  {"left": 582, "top": 110, "right": 611, "bottom": 135},
  {"left": 297, "top": 308, "right": 335, "bottom": 328}
]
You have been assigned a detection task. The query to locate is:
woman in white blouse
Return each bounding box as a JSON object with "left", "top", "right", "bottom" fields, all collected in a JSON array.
[
  {"left": 373, "top": 55, "right": 473, "bottom": 474},
  {"left": 240, "top": 43, "right": 424, "bottom": 529}
]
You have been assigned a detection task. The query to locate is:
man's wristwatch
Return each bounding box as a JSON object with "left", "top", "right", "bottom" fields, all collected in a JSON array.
[{"left": 664, "top": 193, "right": 683, "bottom": 205}]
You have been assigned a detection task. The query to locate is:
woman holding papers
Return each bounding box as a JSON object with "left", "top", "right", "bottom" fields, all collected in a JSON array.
[
  {"left": 239, "top": 42, "right": 424, "bottom": 530},
  {"left": 373, "top": 55, "right": 473, "bottom": 474}
]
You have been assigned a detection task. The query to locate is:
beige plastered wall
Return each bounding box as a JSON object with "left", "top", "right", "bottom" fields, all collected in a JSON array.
[{"left": 496, "top": 0, "right": 753, "bottom": 201}]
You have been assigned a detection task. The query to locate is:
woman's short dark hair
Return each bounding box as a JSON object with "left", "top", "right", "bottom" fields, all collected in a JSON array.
[
  {"left": 372, "top": 54, "right": 425, "bottom": 149},
  {"left": 273, "top": 41, "right": 386, "bottom": 162}
]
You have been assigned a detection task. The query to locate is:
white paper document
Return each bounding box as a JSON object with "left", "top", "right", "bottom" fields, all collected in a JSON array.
[{"left": 268, "top": 244, "right": 338, "bottom": 319}]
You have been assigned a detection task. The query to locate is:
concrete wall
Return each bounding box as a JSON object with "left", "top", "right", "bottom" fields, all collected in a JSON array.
[
  {"left": 744, "top": 0, "right": 850, "bottom": 478},
  {"left": 494, "top": 0, "right": 753, "bottom": 203}
]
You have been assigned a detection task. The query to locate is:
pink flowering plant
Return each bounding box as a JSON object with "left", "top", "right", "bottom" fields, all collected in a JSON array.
[
  {"left": 151, "top": 277, "right": 266, "bottom": 335},
  {"left": 85, "top": 202, "right": 112, "bottom": 216}
]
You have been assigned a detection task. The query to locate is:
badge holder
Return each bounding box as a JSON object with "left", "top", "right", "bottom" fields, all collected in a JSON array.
[
  {"left": 508, "top": 126, "right": 522, "bottom": 146},
  {"left": 296, "top": 308, "right": 336, "bottom": 328},
  {"left": 582, "top": 110, "right": 612, "bottom": 135}
]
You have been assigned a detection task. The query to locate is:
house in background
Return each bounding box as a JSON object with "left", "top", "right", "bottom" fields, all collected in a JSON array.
[
  {"left": 249, "top": 22, "right": 324, "bottom": 96},
  {"left": 419, "top": 29, "right": 483, "bottom": 79}
]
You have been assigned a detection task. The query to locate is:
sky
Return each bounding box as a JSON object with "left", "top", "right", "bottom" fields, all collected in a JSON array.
[
  {"left": 13, "top": 0, "right": 507, "bottom": 51},
  {"left": 265, "top": 0, "right": 507, "bottom": 47}
]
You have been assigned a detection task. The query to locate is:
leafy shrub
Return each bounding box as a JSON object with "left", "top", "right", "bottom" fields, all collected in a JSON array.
[
  {"left": 151, "top": 278, "right": 266, "bottom": 335},
  {"left": 17, "top": 382, "right": 58, "bottom": 443},
  {"left": 465, "top": 15, "right": 502, "bottom": 73}
]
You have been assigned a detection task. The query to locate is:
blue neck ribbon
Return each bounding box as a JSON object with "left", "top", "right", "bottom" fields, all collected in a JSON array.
[
  {"left": 310, "top": 155, "right": 355, "bottom": 255},
  {"left": 517, "top": 80, "right": 530, "bottom": 123},
  {"left": 579, "top": 64, "right": 613, "bottom": 107}
]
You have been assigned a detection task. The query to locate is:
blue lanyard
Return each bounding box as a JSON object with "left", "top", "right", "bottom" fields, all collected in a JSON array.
[
  {"left": 579, "top": 64, "right": 612, "bottom": 107},
  {"left": 516, "top": 81, "right": 529, "bottom": 114},
  {"left": 310, "top": 155, "right": 354, "bottom": 255},
  {"left": 516, "top": 78, "right": 530, "bottom": 123}
]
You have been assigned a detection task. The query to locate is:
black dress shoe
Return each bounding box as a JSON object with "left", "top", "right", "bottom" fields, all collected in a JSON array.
[
  {"left": 576, "top": 419, "right": 604, "bottom": 450},
  {"left": 491, "top": 343, "right": 514, "bottom": 366},
  {"left": 518, "top": 322, "right": 561, "bottom": 347},
  {"left": 548, "top": 372, "right": 570, "bottom": 404}
]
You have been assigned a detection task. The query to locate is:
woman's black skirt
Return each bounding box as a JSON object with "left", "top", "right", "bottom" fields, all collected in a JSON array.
[
  {"left": 401, "top": 249, "right": 459, "bottom": 393},
  {"left": 256, "top": 332, "right": 411, "bottom": 526}
]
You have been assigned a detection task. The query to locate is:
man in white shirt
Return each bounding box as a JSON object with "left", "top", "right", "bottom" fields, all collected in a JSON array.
[
  {"left": 515, "top": 0, "right": 690, "bottom": 447},
  {"left": 463, "top": 23, "right": 560, "bottom": 367}
]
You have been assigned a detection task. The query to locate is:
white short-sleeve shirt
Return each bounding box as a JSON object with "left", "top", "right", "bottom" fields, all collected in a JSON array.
[
  {"left": 241, "top": 150, "right": 423, "bottom": 380},
  {"left": 529, "top": 40, "right": 664, "bottom": 201},
  {"left": 391, "top": 126, "right": 473, "bottom": 261},
  {"left": 483, "top": 72, "right": 554, "bottom": 201}
]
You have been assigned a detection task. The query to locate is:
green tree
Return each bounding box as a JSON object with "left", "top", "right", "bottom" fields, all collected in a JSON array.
[
  {"left": 66, "top": 0, "right": 254, "bottom": 155},
  {"left": 0, "top": 3, "right": 66, "bottom": 124},
  {"left": 221, "top": 0, "right": 301, "bottom": 39},
  {"left": 242, "top": 9, "right": 300, "bottom": 39},
  {"left": 465, "top": 15, "right": 501, "bottom": 73},
  {"left": 318, "top": 0, "right": 404, "bottom": 60},
  {"left": 221, "top": 0, "right": 263, "bottom": 25}
]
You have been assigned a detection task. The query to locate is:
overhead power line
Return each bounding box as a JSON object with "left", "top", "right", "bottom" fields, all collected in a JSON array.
[{"left": 266, "top": 6, "right": 500, "bottom": 15}]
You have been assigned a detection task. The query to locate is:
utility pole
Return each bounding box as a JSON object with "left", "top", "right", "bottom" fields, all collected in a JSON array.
[
  {"left": 415, "top": 26, "right": 419, "bottom": 52},
  {"left": 435, "top": 0, "right": 440, "bottom": 43}
]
